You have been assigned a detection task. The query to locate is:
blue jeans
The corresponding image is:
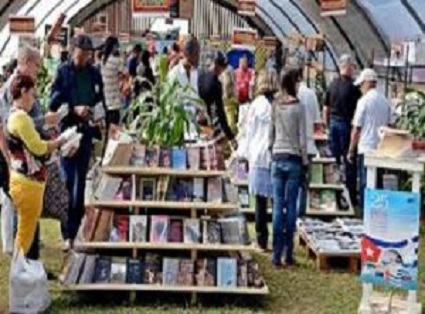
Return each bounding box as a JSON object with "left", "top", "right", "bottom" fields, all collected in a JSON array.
[
  {"left": 271, "top": 157, "right": 302, "bottom": 265},
  {"left": 329, "top": 118, "right": 357, "bottom": 207},
  {"left": 298, "top": 155, "right": 315, "bottom": 217},
  {"left": 61, "top": 134, "right": 92, "bottom": 241}
]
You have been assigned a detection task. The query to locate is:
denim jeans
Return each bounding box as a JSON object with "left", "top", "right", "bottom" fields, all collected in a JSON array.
[
  {"left": 61, "top": 134, "right": 92, "bottom": 241},
  {"left": 255, "top": 195, "right": 269, "bottom": 249},
  {"left": 298, "top": 155, "right": 315, "bottom": 217},
  {"left": 271, "top": 157, "right": 302, "bottom": 265},
  {"left": 329, "top": 118, "right": 357, "bottom": 207}
]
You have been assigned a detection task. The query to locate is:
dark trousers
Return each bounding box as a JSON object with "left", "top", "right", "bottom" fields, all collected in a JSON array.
[
  {"left": 13, "top": 215, "right": 39, "bottom": 260},
  {"left": 255, "top": 195, "right": 269, "bottom": 249},
  {"left": 329, "top": 118, "right": 357, "bottom": 207},
  {"left": 61, "top": 135, "right": 92, "bottom": 241},
  {"left": 298, "top": 155, "right": 315, "bottom": 217}
]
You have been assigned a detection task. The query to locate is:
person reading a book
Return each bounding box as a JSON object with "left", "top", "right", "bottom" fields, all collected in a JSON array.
[
  {"left": 241, "top": 70, "right": 277, "bottom": 252},
  {"left": 6, "top": 74, "right": 66, "bottom": 256},
  {"left": 269, "top": 69, "right": 308, "bottom": 268}
]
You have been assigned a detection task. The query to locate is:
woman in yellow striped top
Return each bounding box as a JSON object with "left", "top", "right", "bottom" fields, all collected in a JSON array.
[{"left": 6, "top": 74, "right": 65, "bottom": 256}]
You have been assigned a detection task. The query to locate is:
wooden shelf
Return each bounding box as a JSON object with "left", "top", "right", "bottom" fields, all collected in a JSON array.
[
  {"left": 90, "top": 200, "right": 236, "bottom": 211},
  {"left": 309, "top": 183, "right": 344, "bottom": 190},
  {"left": 312, "top": 157, "right": 336, "bottom": 163},
  {"left": 306, "top": 209, "right": 355, "bottom": 217},
  {"left": 74, "top": 242, "right": 257, "bottom": 252},
  {"left": 102, "top": 166, "right": 225, "bottom": 177},
  {"left": 239, "top": 208, "right": 272, "bottom": 215},
  {"left": 231, "top": 179, "right": 248, "bottom": 187},
  {"left": 64, "top": 284, "right": 269, "bottom": 295}
]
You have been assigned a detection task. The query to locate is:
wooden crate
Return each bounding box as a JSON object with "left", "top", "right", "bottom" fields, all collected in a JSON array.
[{"left": 298, "top": 231, "right": 360, "bottom": 274}]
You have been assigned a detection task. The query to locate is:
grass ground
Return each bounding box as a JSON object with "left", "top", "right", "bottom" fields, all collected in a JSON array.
[{"left": 0, "top": 219, "right": 424, "bottom": 314}]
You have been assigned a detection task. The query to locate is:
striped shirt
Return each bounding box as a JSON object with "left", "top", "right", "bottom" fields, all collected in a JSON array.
[{"left": 100, "top": 55, "right": 124, "bottom": 111}]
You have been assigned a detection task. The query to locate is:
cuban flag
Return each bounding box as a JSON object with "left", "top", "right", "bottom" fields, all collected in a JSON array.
[{"left": 361, "top": 236, "right": 382, "bottom": 264}]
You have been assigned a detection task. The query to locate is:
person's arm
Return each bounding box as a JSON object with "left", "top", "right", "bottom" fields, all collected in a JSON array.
[
  {"left": 348, "top": 99, "right": 366, "bottom": 162},
  {"left": 299, "top": 104, "right": 308, "bottom": 165},
  {"left": 215, "top": 80, "right": 234, "bottom": 141},
  {"left": 49, "top": 67, "right": 64, "bottom": 112}
]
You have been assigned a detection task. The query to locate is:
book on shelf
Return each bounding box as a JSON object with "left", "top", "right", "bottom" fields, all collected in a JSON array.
[
  {"left": 168, "top": 218, "right": 184, "bottom": 243},
  {"left": 207, "top": 144, "right": 218, "bottom": 170},
  {"left": 223, "top": 178, "right": 238, "bottom": 204},
  {"left": 93, "top": 256, "right": 112, "bottom": 284},
  {"left": 110, "top": 258, "right": 127, "bottom": 284},
  {"left": 103, "top": 141, "right": 133, "bottom": 166},
  {"left": 187, "top": 146, "right": 200, "bottom": 170},
  {"left": 92, "top": 209, "right": 114, "bottom": 242},
  {"left": 115, "top": 178, "right": 132, "bottom": 201},
  {"left": 219, "top": 218, "right": 242, "bottom": 244},
  {"left": 323, "top": 164, "right": 340, "bottom": 184},
  {"left": 195, "top": 258, "right": 216, "bottom": 287},
  {"left": 81, "top": 206, "right": 100, "bottom": 242},
  {"left": 237, "top": 159, "right": 249, "bottom": 181},
  {"left": 238, "top": 186, "right": 249, "bottom": 208},
  {"left": 217, "top": 258, "right": 237, "bottom": 287},
  {"left": 309, "top": 190, "right": 321, "bottom": 210},
  {"left": 310, "top": 164, "right": 324, "bottom": 184},
  {"left": 140, "top": 178, "right": 156, "bottom": 201},
  {"left": 202, "top": 220, "right": 222, "bottom": 244},
  {"left": 171, "top": 147, "right": 187, "bottom": 170},
  {"left": 193, "top": 178, "right": 205, "bottom": 202},
  {"left": 129, "top": 215, "right": 148, "bottom": 242},
  {"left": 320, "top": 189, "right": 337, "bottom": 212},
  {"left": 130, "top": 144, "right": 146, "bottom": 166},
  {"left": 110, "top": 215, "right": 129, "bottom": 242},
  {"left": 169, "top": 178, "right": 193, "bottom": 201},
  {"left": 65, "top": 253, "right": 86, "bottom": 285},
  {"left": 144, "top": 253, "right": 162, "bottom": 285},
  {"left": 177, "top": 259, "right": 194, "bottom": 286},
  {"left": 79, "top": 254, "right": 97, "bottom": 284},
  {"left": 163, "top": 258, "right": 180, "bottom": 286},
  {"left": 126, "top": 258, "right": 144, "bottom": 284},
  {"left": 183, "top": 219, "right": 201, "bottom": 244},
  {"left": 150, "top": 215, "right": 170, "bottom": 243},
  {"left": 94, "top": 175, "right": 123, "bottom": 201},
  {"left": 247, "top": 259, "right": 265, "bottom": 288},
  {"left": 207, "top": 177, "right": 223, "bottom": 203},
  {"left": 159, "top": 148, "right": 171, "bottom": 168},
  {"left": 156, "top": 176, "right": 170, "bottom": 201},
  {"left": 145, "top": 146, "right": 160, "bottom": 167},
  {"left": 237, "top": 259, "right": 248, "bottom": 287}
]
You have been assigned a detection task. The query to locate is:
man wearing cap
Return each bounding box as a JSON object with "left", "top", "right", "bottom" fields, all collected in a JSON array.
[
  {"left": 50, "top": 34, "right": 105, "bottom": 250},
  {"left": 323, "top": 54, "right": 361, "bottom": 206},
  {"left": 198, "top": 52, "right": 236, "bottom": 149},
  {"left": 348, "top": 68, "right": 392, "bottom": 214}
]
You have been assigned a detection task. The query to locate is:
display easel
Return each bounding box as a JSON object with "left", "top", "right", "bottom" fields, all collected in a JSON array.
[{"left": 359, "top": 154, "right": 424, "bottom": 314}]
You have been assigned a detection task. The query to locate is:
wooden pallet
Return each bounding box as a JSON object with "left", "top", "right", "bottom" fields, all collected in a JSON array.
[{"left": 298, "top": 231, "right": 360, "bottom": 273}]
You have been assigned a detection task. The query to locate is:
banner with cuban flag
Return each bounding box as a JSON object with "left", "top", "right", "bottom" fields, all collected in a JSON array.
[{"left": 361, "top": 188, "right": 420, "bottom": 290}]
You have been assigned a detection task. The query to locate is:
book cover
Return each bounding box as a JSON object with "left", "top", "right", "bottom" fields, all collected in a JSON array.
[
  {"left": 110, "top": 215, "right": 129, "bottom": 242},
  {"left": 150, "top": 215, "right": 170, "bottom": 243},
  {"left": 219, "top": 218, "right": 242, "bottom": 244},
  {"left": 156, "top": 176, "right": 170, "bottom": 201},
  {"left": 187, "top": 147, "right": 200, "bottom": 170},
  {"left": 168, "top": 218, "right": 183, "bottom": 243},
  {"left": 310, "top": 164, "right": 324, "bottom": 184},
  {"left": 207, "top": 144, "right": 218, "bottom": 170},
  {"left": 130, "top": 144, "right": 146, "bottom": 166},
  {"left": 129, "top": 215, "right": 148, "bottom": 242},
  {"left": 176, "top": 178, "right": 193, "bottom": 201},
  {"left": 238, "top": 186, "right": 249, "bottom": 208},
  {"left": 126, "top": 258, "right": 144, "bottom": 284},
  {"left": 184, "top": 219, "right": 201, "bottom": 244},
  {"left": 140, "top": 178, "right": 156, "bottom": 201},
  {"left": 82, "top": 206, "right": 100, "bottom": 242},
  {"left": 177, "top": 259, "right": 194, "bottom": 286},
  {"left": 195, "top": 259, "right": 216, "bottom": 286},
  {"left": 247, "top": 260, "right": 264, "bottom": 288},
  {"left": 108, "top": 143, "right": 133, "bottom": 166},
  {"left": 145, "top": 146, "right": 160, "bottom": 167},
  {"left": 320, "top": 190, "right": 337, "bottom": 212},
  {"left": 93, "top": 256, "right": 112, "bottom": 283},
  {"left": 144, "top": 253, "right": 161, "bottom": 285},
  {"left": 110, "top": 258, "right": 127, "bottom": 283},
  {"left": 94, "top": 175, "right": 123, "bottom": 201},
  {"left": 217, "top": 258, "right": 237, "bottom": 287},
  {"left": 202, "top": 220, "right": 222, "bottom": 244},
  {"left": 200, "top": 147, "right": 208, "bottom": 170},
  {"left": 193, "top": 178, "right": 205, "bottom": 202},
  {"left": 162, "top": 258, "right": 180, "bottom": 286},
  {"left": 93, "top": 210, "right": 114, "bottom": 242},
  {"left": 65, "top": 253, "right": 86, "bottom": 284},
  {"left": 115, "top": 179, "right": 132, "bottom": 201},
  {"left": 171, "top": 147, "right": 187, "bottom": 170},
  {"left": 79, "top": 254, "right": 97, "bottom": 284},
  {"left": 223, "top": 178, "right": 238, "bottom": 204},
  {"left": 207, "top": 178, "right": 223, "bottom": 203},
  {"left": 323, "top": 164, "right": 340, "bottom": 184},
  {"left": 237, "top": 259, "right": 248, "bottom": 287},
  {"left": 159, "top": 148, "right": 171, "bottom": 168},
  {"left": 309, "top": 190, "right": 321, "bottom": 210},
  {"left": 237, "top": 159, "right": 249, "bottom": 181}
]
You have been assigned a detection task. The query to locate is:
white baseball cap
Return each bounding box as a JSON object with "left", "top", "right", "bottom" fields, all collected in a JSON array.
[{"left": 354, "top": 68, "right": 378, "bottom": 86}]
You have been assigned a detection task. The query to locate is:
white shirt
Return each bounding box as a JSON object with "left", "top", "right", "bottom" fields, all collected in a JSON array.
[
  {"left": 352, "top": 89, "right": 392, "bottom": 154},
  {"left": 100, "top": 56, "right": 124, "bottom": 111},
  {"left": 298, "top": 82, "right": 321, "bottom": 155}
]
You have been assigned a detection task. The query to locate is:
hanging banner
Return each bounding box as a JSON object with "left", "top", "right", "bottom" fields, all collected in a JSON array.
[
  {"left": 132, "top": 0, "right": 170, "bottom": 17},
  {"left": 232, "top": 28, "right": 258, "bottom": 51},
  {"left": 320, "top": 0, "right": 347, "bottom": 17},
  {"left": 9, "top": 16, "right": 35, "bottom": 35},
  {"left": 238, "top": 0, "right": 256, "bottom": 17},
  {"left": 361, "top": 189, "right": 420, "bottom": 291}
]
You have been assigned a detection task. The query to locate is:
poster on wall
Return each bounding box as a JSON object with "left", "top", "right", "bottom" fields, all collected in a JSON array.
[
  {"left": 238, "top": 0, "right": 256, "bottom": 16},
  {"left": 132, "top": 0, "right": 170, "bottom": 17},
  {"left": 361, "top": 188, "right": 420, "bottom": 291},
  {"left": 232, "top": 28, "right": 258, "bottom": 51},
  {"left": 320, "top": 0, "right": 347, "bottom": 17},
  {"left": 9, "top": 16, "right": 35, "bottom": 35}
]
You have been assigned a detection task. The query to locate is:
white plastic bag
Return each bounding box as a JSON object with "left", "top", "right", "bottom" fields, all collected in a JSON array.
[
  {"left": 9, "top": 250, "right": 51, "bottom": 314},
  {"left": 1, "top": 191, "right": 14, "bottom": 254}
]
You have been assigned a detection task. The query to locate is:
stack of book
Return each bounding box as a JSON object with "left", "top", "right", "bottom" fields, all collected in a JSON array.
[{"left": 64, "top": 253, "right": 266, "bottom": 289}]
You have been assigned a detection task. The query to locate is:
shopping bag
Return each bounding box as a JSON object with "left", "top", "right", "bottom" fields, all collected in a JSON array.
[
  {"left": 1, "top": 192, "right": 15, "bottom": 254},
  {"left": 9, "top": 250, "right": 51, "bottom": 314}
]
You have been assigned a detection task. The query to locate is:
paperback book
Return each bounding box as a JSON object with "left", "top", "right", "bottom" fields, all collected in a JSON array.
[
  {"left": 65, "top": 253, "right": 86, "bottom": 284},
  {"left": 145, "top": 146, "right": 160, "bottom": 167},
  {"left": 320, "top": 190, "right": 337, "bottom": 212},
  {"left": 144, "top": 253, "right": 162, "bottom": 285},
  {"left": 171, "top": 147, "right": 187, "bottom": 170},
  {"left": 238, "top": 186, "right": 249, "bottom": 208},
  {"left": 184, "top": 219, "right": 201, "bottom": 243},
  {"left": 168, "top": 218, "right": 184, "bottom": 243},
  {"left": 92, "top": 210, "right": 114, "bottom": 242},
  {"left": 110, "top": 258, "right": 127, "bottom": 283},
  {"left": 79, "top": 254, "right": 97, "bottom": 284},
  {"left": 207, "top": 177, "right": 222, "bottom": 203},
  {"left": 94, "top": 175, "right": 123, "bottom": 201},
  {"left": 237, "top": 259, "right": 248, "bottom": 287},
  {"left": 159, "top": 148, "right": 171, "bottom": 168},
  {"left": 310, "top": 164, "right": 324, "bottom": 184},
  {"left": 126, "top": 258, "right": 144, "bottom": 284},
  {"left": 162, "top": 258, "right": 180, "bottom": 285},
  {"left": 217, "top": 258, "right": 237, "bottom": 287},
  {"left": 129, "top": 215, "right": 148, "bottom": 242},
  {"left": 237, "top": 159, "right": 249, "bottom": 181},
  {"left": 150, "top": 216, "right": 170, "bottom": 243},
  {"left": 130, "top": 144, "right": 146, "bottom": 166},
  {"left": 140, "top": 178, "right": 156, "bottom": 201},
  {"left": 110, "top": 215, "right": 129, "bottom": 242},
  {"left": 187, "top": 146, "right": 200, "bottom": 170},
  {"left": 82, "top": 206, "right": 100, "bottom": 242},
  {"left": 93, "top": 256, "right": 112, "bottom": 283},
  {"left": 202, "top": 220, "right": 222, "bottom": 244},
  {"left": 177, "top": 259, "right": 194, "bottom": 286},
  {"left": 193, "top": 178, "right": 205, "bottom": 202},
  {"left": 195, "top": 258, "right": 216, "bottom": 286}
]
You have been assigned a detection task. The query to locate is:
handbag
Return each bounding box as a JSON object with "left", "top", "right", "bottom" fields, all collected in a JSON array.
[{"left": 42, "top": 161, "right": 69, "bottom": 225}]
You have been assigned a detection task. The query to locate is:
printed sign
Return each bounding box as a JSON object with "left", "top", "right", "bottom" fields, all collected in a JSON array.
[
  {"left": 361, "top": 189, "right": 420, "bottom": 291},
  {"left": 132, "top": 0, "right": 170, "bottom": 17},
  {"left": 238, "top": 0, "right": 256, "bottom": 17},
  {"left": 320, "top": 0, "right": 347, "bottom": 17},
  {"left": 232, "top": 28, "right": 258, "bottom": 51},
  {"left": 45, "top": 24, "right": 69, "bottom": 47},
  {"left": 9, "top": 16, "right": 35, "bottom": 35}
]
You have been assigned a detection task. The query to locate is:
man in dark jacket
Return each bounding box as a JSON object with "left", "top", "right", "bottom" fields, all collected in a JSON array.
[{"left": 50, "top": 35, "right": 105, "bottom": 250}]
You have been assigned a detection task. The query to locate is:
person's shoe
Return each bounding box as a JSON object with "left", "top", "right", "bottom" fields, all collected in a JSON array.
[
  {"left": 272, "top": 262, "right": 284, "bottom": 270},
  {"left": 284, "top": 259, "right": 297, "bottom": 268}
]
